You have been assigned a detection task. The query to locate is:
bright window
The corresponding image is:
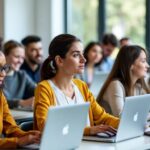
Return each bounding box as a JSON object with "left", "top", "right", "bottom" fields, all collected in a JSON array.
[
  {"left": 67, "top": 0, "right": 99, "bottom": 45},
  {"left": 106, "top": 0, "right": 145, "bottom": 47}
]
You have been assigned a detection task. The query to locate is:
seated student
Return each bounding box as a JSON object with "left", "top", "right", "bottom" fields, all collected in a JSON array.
[
  {"left": 0, "top": 51, "right": 40, "bottom": 149},
  {"left": 34, "top": 34, "right": 119, "bottom": 136},
  {"left": 99, "top": 33, "right": 118, "bottom": 72},
  {"left": 97, "top": 45, "right": 150, "bottom": 117},
  {"left": 21, "top": 35, "right": 43, "bottom": 83},
  {"left": 2, "top": 40, "right": 36, "bottom": 109},
  {"left": 78, "top": 41, "right": 103, "bottom": 87},
  {"left": 119, "top": 37, "right": 131, "bottom": 48}
]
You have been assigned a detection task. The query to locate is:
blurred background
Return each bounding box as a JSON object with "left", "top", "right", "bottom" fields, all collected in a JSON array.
[{"left": 0, "top": 0, "right": 149, "bottom": 57}]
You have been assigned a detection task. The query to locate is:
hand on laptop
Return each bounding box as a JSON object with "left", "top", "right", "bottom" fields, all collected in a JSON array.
[
  {"left": 19, "top": 97, "right": 34, "bottom": 108},
  {"left": 144, "top": 122, "right": 150, "bottom": 136},
  {"left": 17, "top": 130, "right": 41, "bottom": 147},
  {"left": 97, "top": 131, "right": 115, "bottom": 138},
  {"left": 89, "top": 124, "right": 117, "bottom": 137}
]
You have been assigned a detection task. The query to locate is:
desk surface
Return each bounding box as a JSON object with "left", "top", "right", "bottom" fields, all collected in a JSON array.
[
  {"left": 11, "top": 109, "right": 33, "bottom": 120},
  {"left": 17, "top": 136, "right": 150, "bottom": 150},
  {"left": 78, "top": 136, "right": 150, "bottom": 150},
  {"left": 10, "top": 109, "right": 33, "bottom": 124},
  {"left": 9, "top": 110, "right": 150, "bottom": 150}
]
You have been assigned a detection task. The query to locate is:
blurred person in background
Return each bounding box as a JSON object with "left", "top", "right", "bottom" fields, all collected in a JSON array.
[
  {"left": 21, "top": 35, "right": 43, "bottom": 83},
  {"left": 3, "top": 40, "right": 36, "bottom": 109},
  {"left": 79, "top": 41, "right": 103, "bottom": 87},
  {"left": 119, "top": 37, "right": 131, "bottom": 48},
  {"left": 97, "top": 45, "right": 150, "bottom": 117},
  {"left": 99, "top": 33, "right": 118, "bottom": 72}
]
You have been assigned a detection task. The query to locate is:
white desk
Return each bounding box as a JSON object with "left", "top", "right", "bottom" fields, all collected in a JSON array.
[
  {"left": 16, "top": 136, "right": 150, "bottom": 150},
  {"left": 78, "top": 136, "right": 150, "bottom": 150},
  {"left": 10, "top": 109, "right": 33, "bottom": 124},
  {"left": 10, "top": 110, "right": 150, "bottom": 149}
]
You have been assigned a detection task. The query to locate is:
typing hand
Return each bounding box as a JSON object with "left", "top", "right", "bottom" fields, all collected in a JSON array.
[
  {"left": 145, "top": 127, "right": 150, "bottom": 136},
  {"left": 17, "top": 130, "right": 41, "bottom": 147},
  {"left": 19, "top": 97, "right": 34, "bottom": 108},
  {"left": 97, "top": 131, "right": 116, "bottom": 137},
  {"left": 89, "top": 124, "right": 117, "bottom": 136}
]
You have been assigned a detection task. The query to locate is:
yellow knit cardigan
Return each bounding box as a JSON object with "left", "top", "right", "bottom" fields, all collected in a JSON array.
[{"left": 34, "top": 79, "right": 119, "bottom": 135}]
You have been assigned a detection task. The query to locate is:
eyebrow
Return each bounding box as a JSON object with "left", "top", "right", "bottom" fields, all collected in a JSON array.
[{"left": 70, "top": 50, "right": 82, "bottom": 54}]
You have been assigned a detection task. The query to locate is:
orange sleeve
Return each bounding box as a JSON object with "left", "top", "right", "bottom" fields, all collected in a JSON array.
[
  {"left": 73, "top": 79, "right": 119, "bottom": 136},
  {"left": 2, "top": 93, "right": 26, "bottom": 137},
  {"left": 34, "top": 81, "right": 55, "bottom": 131},
  {"left": 85, "top": 87, "right": 119, "bottom": 128},
  {"left": 0, "top": 137, "right": 18, "bottom": 149},
  {"left": 83, "top": 127, "right": 91, "bottom": 136},
  {"left": 83, "top": 92, "right": 119, "bottom": 135},
  {"left": 0, "top": 92, "right": 27, "bottom": 149}
]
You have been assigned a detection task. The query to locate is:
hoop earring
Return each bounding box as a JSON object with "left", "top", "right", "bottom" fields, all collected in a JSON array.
[
  {"left": 50, "top": 61, "right": 55, "bottom": 70},
  {"left": 50, "top": 61, "right": 56, "bottom": 73}
]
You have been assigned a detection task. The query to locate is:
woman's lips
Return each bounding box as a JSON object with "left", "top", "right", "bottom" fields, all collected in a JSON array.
[{"left": 79, "top": 65, "right": 85, "bottom": 69}]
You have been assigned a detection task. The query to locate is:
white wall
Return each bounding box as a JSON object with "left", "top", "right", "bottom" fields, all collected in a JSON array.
[
  {"left": 51, "top": 0, "right": 64, "bottom": 38},
  {"left": 34, "top": 0, "right": 51, "bottom": 58},
  {"left": 35, "top": 0, "right": 65, "bottom": 57},
  {"left": 0, "top": 0, "right": 65, "bottom": 58},
  {"left": 4, "top": 0, "right": 35, "bottom": 41}
]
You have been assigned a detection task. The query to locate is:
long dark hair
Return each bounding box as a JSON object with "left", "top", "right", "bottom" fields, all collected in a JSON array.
[
  {"left": 84, "top": 42, "right": 103, "bottom": 67},
  {"left": 97, "top": 45, "right": 150, "bottom": 102},
  {"left": 41, "top": 34, "right": 81, "bottom": 80}
]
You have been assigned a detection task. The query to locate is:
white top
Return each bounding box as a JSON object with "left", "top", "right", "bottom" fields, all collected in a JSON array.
[
  {"left": 49, "top": 80, "right": 85, "bottom": 105},
  {"left": 48, "top": 80, "right": 90, "bottom": 126}
]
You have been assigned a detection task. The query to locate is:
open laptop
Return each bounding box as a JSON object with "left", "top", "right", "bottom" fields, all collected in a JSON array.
[
  {"left": 24, "top": 103, "right": 90, "bottom": 150},
  {"left": 89, "top": 72, "right": 108, "bottom": 98},
  {"left": 83, "top": 94, "right": 150, "bottom": 143}
]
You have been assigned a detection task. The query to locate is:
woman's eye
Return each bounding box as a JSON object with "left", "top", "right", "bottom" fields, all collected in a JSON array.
[
  {"left": 142, "top": 60, "right": 146, "bottom": 63},
  {"left": 73, "top": 54, "right": 79, "bottom": 57},
  {"left": 14, "top": 56, "right": 19, "bottom": 59}
]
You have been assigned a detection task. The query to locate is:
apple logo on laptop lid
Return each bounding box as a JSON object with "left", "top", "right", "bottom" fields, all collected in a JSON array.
[
  {"left": 62, "top": 124, "right": 69, "bottom": 135},
  {"left": 133, "top": 112, "right": 139, "bottom": 122}
]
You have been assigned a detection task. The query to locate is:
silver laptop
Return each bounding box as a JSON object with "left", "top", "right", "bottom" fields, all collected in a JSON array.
[
  {"left": 24, "top": 103, "right": 90, "bottom": 150},
  {"left": 90, "top": 72, "right": 108, "bottom": 98},
  {"left": 83, "top": 94, "right": 150, "bottom": 143}
]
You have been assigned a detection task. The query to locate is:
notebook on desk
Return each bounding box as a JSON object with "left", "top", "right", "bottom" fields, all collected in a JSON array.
[
  {"left": 23, "top": 103, "right": 90, "bottom": 150},
  {"left": 83, "top": 94, "right": 150, "bottom": 143}
]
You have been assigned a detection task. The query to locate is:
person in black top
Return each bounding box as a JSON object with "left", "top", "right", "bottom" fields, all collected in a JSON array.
[{"left": 21, "top": 35, "right": 43, "bottom": 83}]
